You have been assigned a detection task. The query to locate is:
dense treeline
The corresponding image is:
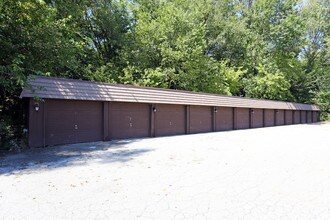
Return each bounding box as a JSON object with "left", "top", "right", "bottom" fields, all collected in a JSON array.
[{"left": 0, "top": 0, "right": 329, "bottom": 149}]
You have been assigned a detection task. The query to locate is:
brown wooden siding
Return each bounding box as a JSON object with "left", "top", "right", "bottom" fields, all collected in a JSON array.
[
  {"left": 236, "top": 108, "right": 250, "bottom": 129},
  {"left": 251, "top": 109, "right": 263, "bottom": 128},
  {"left": 189, "top": 106, "right": 212, "bottom": 134},
  {"left": 44, "top": 99, "right": 103, "bottom": 146},
  {"left": 307, "top": 111, "right": 312, "bottom": 123},
  {"left": 155, "top": 104, "right": 186, "bottom": 137},
  {"left": 215, "top": 107, "right": 234, "bottom": 131},
  {"left": 75, "top": 101, "right": 103, "bottom": 143},
  {"left": 301, "top": 111, "right": 307, "bottom": 123},
  {"left": 109, "top": 102, "right": 150, "bottom": 139},
  {"left": 28, "top": 98, "right": 44, "bottom": 147},
  {"left": 285, "top": 110, "right": 293, "bottom": 125},
  {"left": 293, "top": 111, "right": 300, "bottom": 124},
  {"left": 45, "top": 100, "right": 76, "bottom": 145},
  {"left": 275, "top": 110, "right": 285, "bottom": 126},
  {"left": 264, "top": 109, "right": 275, "bottom": 127},
  {"left": 103, "top": 102, "right": 109, "bottom": 140}
]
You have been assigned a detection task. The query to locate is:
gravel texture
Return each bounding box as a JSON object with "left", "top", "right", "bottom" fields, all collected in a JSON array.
[{"left": 1, "top": 123, "right": 329, "bottom": 219}]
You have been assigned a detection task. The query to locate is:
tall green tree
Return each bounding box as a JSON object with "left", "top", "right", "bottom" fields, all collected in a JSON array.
[
  {"left": 121, "top": 0, "right": 243, "bottom": 94},
  {"left": 0, "top": 0, "right": 87, "bottom": 148},
  {"left": 301, "top": 0, "right": 330, "bottom": 119}
]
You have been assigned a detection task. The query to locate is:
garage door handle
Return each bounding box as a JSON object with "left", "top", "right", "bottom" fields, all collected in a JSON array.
[{"left": 75, "top": 125, "right": 78, "bottom": 130}]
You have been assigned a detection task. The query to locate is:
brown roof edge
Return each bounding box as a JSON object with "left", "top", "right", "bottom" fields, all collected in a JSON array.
[
  {"left": 20, "top": 75, "right": 320, "bottom": 111},
  {"left": 20, "top": 75, "right": 300, "bottom": 102}
]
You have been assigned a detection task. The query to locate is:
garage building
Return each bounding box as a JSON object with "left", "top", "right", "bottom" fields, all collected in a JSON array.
[{"left": 21, "top": 76, "right": 320, "bottom": 147}]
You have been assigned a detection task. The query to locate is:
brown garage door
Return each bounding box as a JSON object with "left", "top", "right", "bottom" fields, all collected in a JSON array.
[
  {"left": 285, "top": 110, "right": 293, "bottom": 125},
  {"left": 293, "top": 111, "right": 300, "bottom": 124},
  {"left": 251, "top": 109, "right": 263, "bottom": 128},
  {"left": 301, "top": 111, "right": 307, "bottom": 123},
  {"left": 264, "top": 109, "right": 275, "bottom": 127},
  {"left": 155, "top": 104, "right": 186, "bottom": 137},
  {"left": 307, "top": 111, "right": 312, "bottom": 123},
  {"left": 215, "top": 107, "right": 233, "bottom": 131},
  {"left": 275, "top": 110, "right": 285, "bottom": 126},
  {"left": 236, "top": 108, "right": 250, "bottom": 130},
  {"left": 45, "top": 100, "right": 103, "bottom": 146},
  {"left": 110, "top": 102, "right": 150, "bottom": 139},
  {"left": 189, "top": 106, "right": 212, "bottom": 134}
]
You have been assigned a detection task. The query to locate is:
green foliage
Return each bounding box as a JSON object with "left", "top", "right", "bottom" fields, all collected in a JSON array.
[
  {"left": 315, "top": 91, "right": 330, "bottom": 120},
  {"left": 126, "top": 0, "right": 215, "bottom": 90},
  {"left": 122, "top": 0, "right": 245, "bottom": 95},
  {"left": 243, "top": 64, "right": 292, "bottom": 100},
  {"left": 83, "top": 0, "right": 132, "bottom": 63}
]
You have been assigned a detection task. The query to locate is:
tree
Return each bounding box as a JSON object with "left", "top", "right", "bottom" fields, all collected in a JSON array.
[
  {"left": 301, "top": 0, "right": 330, "bottom": 119},
  {"left": 0, "top": 0, "right": 87, "bottom": 148},
  {"left": 121, "top": 0, "right": 243, "bottom": 94}
]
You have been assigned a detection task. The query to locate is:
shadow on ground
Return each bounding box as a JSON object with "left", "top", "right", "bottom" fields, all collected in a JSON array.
[{"left": 0, "top": 139, "right": 153, "bottom": 175}]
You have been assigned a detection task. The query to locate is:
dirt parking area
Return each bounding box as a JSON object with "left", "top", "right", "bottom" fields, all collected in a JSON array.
[{"left": 1, "top": 123, "right": 330, "bottom": 219}]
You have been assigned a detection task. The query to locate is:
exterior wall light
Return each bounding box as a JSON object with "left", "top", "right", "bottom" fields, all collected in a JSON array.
[
  {"left": 153, "top": 107, "right": 157, "bottom": 112},
  {"left": 251, "top": 109, "right": 254, "bottom": 113},
  {"left": 214, "top": 107, "right": 218, "bottom": 113},
  {"left": 34, "top": 102, "right": 40, "bottom": 112}
]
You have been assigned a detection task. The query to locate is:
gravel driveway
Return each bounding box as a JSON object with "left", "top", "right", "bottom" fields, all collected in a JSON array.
[{"left": 1, "top": 123, "right": 330, "bottom": 219}]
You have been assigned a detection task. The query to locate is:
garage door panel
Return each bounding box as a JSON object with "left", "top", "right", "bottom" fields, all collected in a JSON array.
[
  {"left": 293, "top": 111, "right": 300, "bottom": 124},
  {"left": 301, "top": 111, "right": 307, "bottom": 123},
  {"left": 190, "top": 106, "right": 212, "bottom": 134},
  {"left": 236, "top": 108, "right": 250, "bottom": 130},
  {"left": 46, "top": 111, "right": 75, "bottom": 131},
  {"left": 276, "top": 110, "right": 285, "bottom": 126},
  {"left": 114, "top": 129, "right": 148, "bottom": 139},
  {"left": 46, "top": 133, "right": 76, "bottom": 146},
  {"left": 285, "top": 110, "right": 293, "bottom": 125},
  {"left": 110, "top": 103, "right": 150, "bottom": 139},
  {"left": 76, "top": 131, "right": 102, "bottom": 143},
  {"left": 45, "top": 99, "right": 103, "bottom": 146},
  {"left": 264, "top": 109, "right": 275, "bottom": 127},
  {"left": 75, "top": 101, "right": 103, "bottom": 141},
  {"left": 216, "top": 107, "right": 233, "bottom": 131},
  {"left": 75, "top": 100, "right": 100, "bottom": 109},
  {"left": 112, "top": 109, "right": 149, "bottom": 128},
  {"left": 252, "top": 109, "right": 263, "bottom": 128},
  {"left": 46, "top": 100, "right": 75, "bottom": 111},
  {"left": 45, "top": 100, "right": 77, "bottom": 145},
  {"left": 76, "top": 108, "right": 102, "bottom": 131},
  {"left": 155, "top": 104, "right": 185, "bottom": 137},
  {"left": 307, "top": 111, "right": 312, "bottom": 123}
]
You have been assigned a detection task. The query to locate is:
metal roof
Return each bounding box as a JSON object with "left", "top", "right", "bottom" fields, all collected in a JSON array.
[{"left": 20, "top": 75, "right": 319, "bottom": 111}]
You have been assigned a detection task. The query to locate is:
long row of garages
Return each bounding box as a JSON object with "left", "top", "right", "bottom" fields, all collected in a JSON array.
[{"left": 36, "top": 99, "right": 319, "bottom": 147}]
